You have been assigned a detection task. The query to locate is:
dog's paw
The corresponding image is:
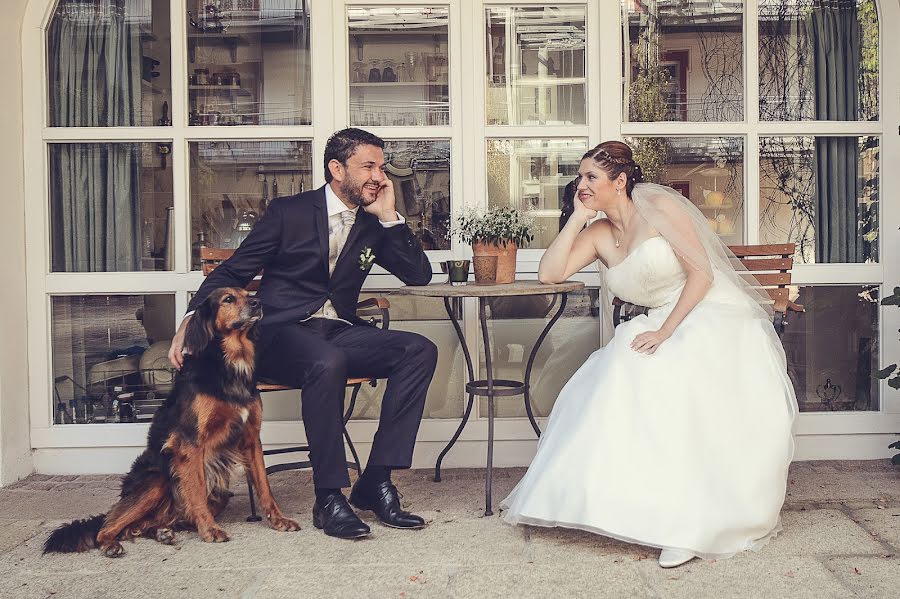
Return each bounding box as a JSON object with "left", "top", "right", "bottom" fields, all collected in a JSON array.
[
  {"left": 199, "top": 526, "right": 230, "bottom": 543},
  {"left": 268, "top": 515, "right": 301, "bottom": 532},
  {"left": 155, "top": 528, "right": 177, "bottom": 545},
  {"left": 101, "top": 542, "right": 125, "bottom": 558}
]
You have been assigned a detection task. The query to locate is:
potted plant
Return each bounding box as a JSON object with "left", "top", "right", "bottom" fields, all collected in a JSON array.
[
  {"left": 450, "top": 206, "right": 535, "bottom": 284},
  {"left": 876, "top": 286, "right": 900, "bottom": 466}
]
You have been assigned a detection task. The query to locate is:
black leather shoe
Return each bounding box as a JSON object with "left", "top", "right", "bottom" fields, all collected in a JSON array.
[
  {"left": 312, "top": 493, "right": 371, "bottom": 539},
  {"left": 349, "top": 480, "right": 426, "bottom": 529}
]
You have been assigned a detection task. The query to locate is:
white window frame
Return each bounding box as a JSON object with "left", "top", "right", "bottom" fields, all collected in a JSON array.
[{"left": 21, "top": 0, "right": 900, "bottom": 470}]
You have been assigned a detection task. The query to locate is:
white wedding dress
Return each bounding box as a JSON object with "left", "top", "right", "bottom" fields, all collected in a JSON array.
[{"left": 501, "top": 235, "right": 797, "bottom": 560}]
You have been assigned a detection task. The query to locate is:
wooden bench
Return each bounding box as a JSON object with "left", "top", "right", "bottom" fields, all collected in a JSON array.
[
  {"left": 613, "top": 243, "right": 804, "bottom": 336},
  {"left": 200, "top": 248, "right": 391, "bottom": 521}
]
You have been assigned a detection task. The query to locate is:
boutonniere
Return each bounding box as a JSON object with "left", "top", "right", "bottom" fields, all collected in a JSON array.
[{"left": 358, "top": 246, "right": 376, "bottom": 271}]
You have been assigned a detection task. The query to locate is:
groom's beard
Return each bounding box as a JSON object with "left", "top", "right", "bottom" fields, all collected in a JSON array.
[{"left": 340, "top": 177, "right": 377, "bottom": 208}]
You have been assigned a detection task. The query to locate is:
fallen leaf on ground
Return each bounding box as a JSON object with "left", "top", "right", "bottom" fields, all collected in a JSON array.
[{"left": 853, "top": 567, "right": 862, "bottom": 575}]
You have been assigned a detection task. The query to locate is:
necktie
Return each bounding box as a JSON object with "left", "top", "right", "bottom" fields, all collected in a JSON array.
[{"left": 329, "top": 210, "right": 356, "bottom": 274}]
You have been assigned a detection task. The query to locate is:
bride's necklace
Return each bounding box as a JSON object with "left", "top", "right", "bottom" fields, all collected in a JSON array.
[{"left": 613, "top": 201, "right": 636, "bottom": 249}]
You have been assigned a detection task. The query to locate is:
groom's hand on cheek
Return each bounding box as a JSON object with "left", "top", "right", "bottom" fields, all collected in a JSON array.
[{"left": 365, "top": 177, "right": 398, "bottom": 222}]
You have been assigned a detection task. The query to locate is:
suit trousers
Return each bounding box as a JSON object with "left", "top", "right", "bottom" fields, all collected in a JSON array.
[{"left": 257, "top": 318, "right": 438, "bottom": 489}]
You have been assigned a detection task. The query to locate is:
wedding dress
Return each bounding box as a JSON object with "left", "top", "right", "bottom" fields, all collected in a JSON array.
[{"left": 501, "top": 185, "right": 797, "bottom": 561}]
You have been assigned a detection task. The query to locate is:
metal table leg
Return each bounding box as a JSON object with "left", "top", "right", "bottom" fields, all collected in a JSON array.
[
  {"left": 479, "top": 297, "right": 495, "bottom": 517},
  {"left": 434, "top": 297, "right": 476, "bottom": 482},
  {"left": 522, "top": 292, "right": 569, "bottom": 437}
]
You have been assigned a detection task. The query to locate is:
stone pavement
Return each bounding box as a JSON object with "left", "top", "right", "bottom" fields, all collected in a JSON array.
[{"left": 0, "top": 461, "right": 897, "bottom": 598}]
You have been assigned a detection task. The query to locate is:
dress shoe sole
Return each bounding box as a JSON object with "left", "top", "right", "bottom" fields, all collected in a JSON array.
[
  {"left": 312, "top": 515, "right": 372, "bottom": 539},
  {"left": 348, "top": 498, "right": 427, "bottom": 530}
]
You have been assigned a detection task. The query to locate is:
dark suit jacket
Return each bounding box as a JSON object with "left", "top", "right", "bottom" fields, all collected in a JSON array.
[{"left": 188, "top": 186, "right": 432, "bottom": 340}]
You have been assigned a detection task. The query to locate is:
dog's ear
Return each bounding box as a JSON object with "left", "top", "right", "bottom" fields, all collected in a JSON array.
[{"left": 183, "top": 298, "right": 216, "bottom": 355}]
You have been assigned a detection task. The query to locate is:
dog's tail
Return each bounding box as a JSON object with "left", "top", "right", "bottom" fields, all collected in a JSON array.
[{"left": 42, "top": 514, "right": 105, "bottom": 554}]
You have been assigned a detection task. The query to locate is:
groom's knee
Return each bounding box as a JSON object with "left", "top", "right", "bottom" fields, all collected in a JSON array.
[{"left": 408, "top": 335, "right": 438, "bottom": 372}]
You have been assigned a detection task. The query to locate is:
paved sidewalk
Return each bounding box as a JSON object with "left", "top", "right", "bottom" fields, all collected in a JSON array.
[{"left": 0, "top": 461, "right": 897, "bottom": 598}]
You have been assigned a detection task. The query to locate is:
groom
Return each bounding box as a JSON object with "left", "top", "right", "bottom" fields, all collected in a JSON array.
[{"left": 168, "top": 128, "right": 437, "bottom": 539}]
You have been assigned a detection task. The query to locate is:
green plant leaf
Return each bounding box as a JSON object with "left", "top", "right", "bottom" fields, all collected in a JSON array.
[
  {"left": 888, "top": 375, "right": 900, "bottom": 390},
  {"left": 880, "top": 287, "right": 900, "bottom": 306},
  {"left": 876, "top": 364, "right": 897, "bottom": 379}
]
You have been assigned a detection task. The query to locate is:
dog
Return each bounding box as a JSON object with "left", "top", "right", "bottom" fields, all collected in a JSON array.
[{"left": 43, "top": 287, "right": 299, "bottom": 557}]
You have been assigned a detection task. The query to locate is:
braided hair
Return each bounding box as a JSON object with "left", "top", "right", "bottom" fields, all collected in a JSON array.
[{"left": 582, "top": 141, "right": 644, "bottom": 196}]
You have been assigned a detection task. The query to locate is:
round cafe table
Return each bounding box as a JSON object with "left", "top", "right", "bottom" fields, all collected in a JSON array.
[{"left": 396, "top": 279, "right": 584, "bottom": 516}]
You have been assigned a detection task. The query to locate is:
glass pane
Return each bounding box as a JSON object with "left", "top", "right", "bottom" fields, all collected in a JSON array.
[
  {"left": 759, "top": 0, "right": 879, "bottom": 121},
  {"left": 51, "top": 294, "right": 176, "bottom": 424},
  {"left": 259, "top": 293, "right": 467, "bottom": 422},
  {"left": 784, "top": 285, "right": 879, "bottom": 412},
  {"left": 48, "top": 0, "right": 172, "bottom": 127},
  {"left": 623, "top": 0, "right": 744, "bottom": 122},
  {"left": 624, "top": 136, "right": 745, "bottom": 243},
  {"left": 486, "top": 138, "right": 587, "bottom": 249},
  {"left": 348, "top": 7, "right": 449, "bottom": 127},
  {"left": 187, "top": 0, "right": 311, "bottom": 126},
  {"left": 485, "top": 6, "right": 586, "bottom": 125},
  {"left": 384, "top": 139, "right": 451, "bottom": 251},
  {"left": 478, "top": 290, "right": 600, "bottom": 418},
  {"left": 759, "top": 136, "right": 879, "bottom": 264},
  {"left": 49, "top": 143, "right": 174, "bottom": 273},
  {"left": 189, "top": 140, "right": 312, "bottom": 265}
]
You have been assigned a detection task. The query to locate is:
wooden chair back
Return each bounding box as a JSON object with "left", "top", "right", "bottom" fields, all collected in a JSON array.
[{"left": 729, "top": 243, "right": 803, "bottom": 317}]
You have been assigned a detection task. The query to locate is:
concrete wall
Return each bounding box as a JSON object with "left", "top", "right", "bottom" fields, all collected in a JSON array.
[{"left": 0, "top": 0, "right": 32, "bottom": 486}]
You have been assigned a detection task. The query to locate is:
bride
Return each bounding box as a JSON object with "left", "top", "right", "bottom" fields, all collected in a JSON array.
[{"left": 501, "top": 141, "right": 797, "bottom": 568}]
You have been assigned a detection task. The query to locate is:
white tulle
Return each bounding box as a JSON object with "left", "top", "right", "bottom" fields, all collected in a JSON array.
[{"left": 501, "top": 236, "right": 797, "bottom": 561}]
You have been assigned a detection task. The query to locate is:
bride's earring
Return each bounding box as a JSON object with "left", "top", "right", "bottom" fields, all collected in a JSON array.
[{"left": 616, "top": 187, "right": 621, "bottom": 196}]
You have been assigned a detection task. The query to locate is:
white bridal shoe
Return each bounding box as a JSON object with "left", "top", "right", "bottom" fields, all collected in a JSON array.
[{"left": 658, "top": 548, "right": 696, "bottom": 568}]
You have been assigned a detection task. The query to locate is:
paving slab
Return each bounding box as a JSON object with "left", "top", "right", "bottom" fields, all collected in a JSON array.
[
  {"left": 825, "top": 556, "right": 900, "bottom": 599},
  {"left": 633, "top": 555, "right": 851, "bottom": 599},
  {"left": 848, "top": 507, "right": 900, "bottom": 551},
  {"left": 0, "top": 461, "right": 896, "bottom": 599}
]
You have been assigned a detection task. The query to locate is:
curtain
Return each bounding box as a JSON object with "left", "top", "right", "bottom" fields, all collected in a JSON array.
[
  {"left": 807, "top": 0, "right": 863, "bottom": 263},
  {"left": 48, "top": 1, "right": 142, "bottom": 271}
]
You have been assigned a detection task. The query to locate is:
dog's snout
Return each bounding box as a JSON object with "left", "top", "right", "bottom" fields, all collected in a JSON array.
[{"left": 248, "top": 298, "right": 260, "bottom": 308}]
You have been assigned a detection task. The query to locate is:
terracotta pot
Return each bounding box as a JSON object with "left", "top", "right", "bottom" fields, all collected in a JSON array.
[{"left": 472, "top": 240, "right": 517, "bottom": 284}]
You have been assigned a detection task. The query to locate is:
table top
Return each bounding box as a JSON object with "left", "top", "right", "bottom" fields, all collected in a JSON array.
[{"left": 396, "top": 280, "right": 585, "bottom": 298}]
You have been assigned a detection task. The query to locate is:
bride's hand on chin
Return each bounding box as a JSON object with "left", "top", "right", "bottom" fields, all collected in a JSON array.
[
  {"left": 572, "top": 197, "right": 598, "bottom": 223},
  {"left": 630, "top": 329, "right": 671, "bottom": 354}
]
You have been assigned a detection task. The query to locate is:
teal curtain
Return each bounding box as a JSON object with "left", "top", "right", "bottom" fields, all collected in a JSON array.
[
  {"left": 807, "top": 0, "right": 863, "bottom": 263},
  {"left": 48, "top": 1, "right": 141, "bottom": 271}
]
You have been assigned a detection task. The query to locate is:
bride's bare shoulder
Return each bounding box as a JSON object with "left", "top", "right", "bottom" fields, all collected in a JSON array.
[{"left": 585, "top": 218, "right": 615, "bottom": 243}]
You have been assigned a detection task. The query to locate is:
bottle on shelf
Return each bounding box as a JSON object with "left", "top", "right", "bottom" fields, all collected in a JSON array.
[{"left": 191, "top": 230, "right": 208, "bottom": 271}]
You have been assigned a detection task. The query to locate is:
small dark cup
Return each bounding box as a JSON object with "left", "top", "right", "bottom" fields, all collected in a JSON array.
[{"left": 441, "top": 260, "right": 470, "bottom": 285}]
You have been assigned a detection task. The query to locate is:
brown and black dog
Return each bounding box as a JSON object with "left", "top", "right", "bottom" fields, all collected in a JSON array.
[{"left": 44, "top": 288, "right": 299, "bottom": 557}]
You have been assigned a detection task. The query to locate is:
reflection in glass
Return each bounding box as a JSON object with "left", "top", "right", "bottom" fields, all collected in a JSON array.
[
  {"left": 383, "top": 140, "right": 451, "bottom": 251},
  {"left": 51, "top": 295, "right": 175, "bottom": 424},
  {"left": 50, "top": 143, "right": 174, "bottom": 273},
  {"left": 624, "top": 136, "right": 745, "bottom": 243},
  {"left": 186, "top": 0, "right": 311, "bottom": 125},
  {"left": 759, "top": 136, "right": 879, "bottom": 264},
  {"left": 48, "top": 0, "right": 173, "bottom": 127},
  {"left": 478, "top": 290, "right": 600, "bottom": 418},
  {"left": 348, "top": 7, "right": 449, "bottom": 127},
  {"left": 189, "top": 140, "right": 313, "bottom": 264},
  {"left": 485, "top": 6, "right": 586, "bottom": 125},
  {"left": 486, "top": 139, "right": 587, "bottom": 249},
  {"left": 758, "top": 0, "right": 879, "bottom": 121},
  {"left": 783, "top": 285, "right": 879, "bottom": 412},
  {"left": 623, "top": 0, "right": 744, "bottom": 122}
]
